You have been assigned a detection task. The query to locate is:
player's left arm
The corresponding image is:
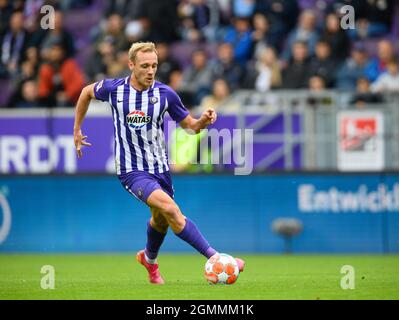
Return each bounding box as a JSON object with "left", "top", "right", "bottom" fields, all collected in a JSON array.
[{"left": 179, "top": 108, "right": 217, "bottom": 134}]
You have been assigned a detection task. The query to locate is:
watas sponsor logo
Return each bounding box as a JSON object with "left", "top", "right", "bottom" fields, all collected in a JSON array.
[{"left": 126, "top": 110, "right": 151, "bottom": 129}]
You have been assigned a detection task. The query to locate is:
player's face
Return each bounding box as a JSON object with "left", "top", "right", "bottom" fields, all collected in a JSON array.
[{"left": 130, "top": 51, "right": 158, "bottom": 90}]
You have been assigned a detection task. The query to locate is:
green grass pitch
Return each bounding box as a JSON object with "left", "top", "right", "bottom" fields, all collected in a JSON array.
[{"left": 0, "top": 254, "right": 398, "bottom": 300}]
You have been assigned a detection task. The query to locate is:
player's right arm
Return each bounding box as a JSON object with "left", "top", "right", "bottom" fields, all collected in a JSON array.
[
  {"left": 73, "top": 83, "right": 96, "bottom": 158},
  {"left": 74, "top": 79, "right": 116, "bottom": 157}
]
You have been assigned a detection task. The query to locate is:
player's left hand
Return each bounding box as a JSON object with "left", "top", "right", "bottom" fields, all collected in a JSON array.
[
  {"left": 201, "top": 107, "right": 217, "bottom": 126},
  {"left": 74, "top": 129, "right": 92, "bottom": 158}
]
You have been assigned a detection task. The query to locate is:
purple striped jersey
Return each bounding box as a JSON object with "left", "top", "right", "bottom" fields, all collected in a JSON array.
[{"left": 93, "top": 77, "right": 189, "bottom": 175}]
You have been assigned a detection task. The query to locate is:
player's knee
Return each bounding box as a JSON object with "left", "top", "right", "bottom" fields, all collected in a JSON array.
[
  {"left": 161, "top": 203, "right": 184, "bottom": 226},
  {"left": 161, "top": 203, "right": 180, "bottom": 218}
]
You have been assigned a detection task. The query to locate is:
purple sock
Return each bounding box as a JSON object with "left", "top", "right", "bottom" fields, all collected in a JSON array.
[
  {"left": 144, "top": 221, "right": 167, "bottom": 260},
  {"left": 175, "top": 218, "right": 217, "bottom": 258}
]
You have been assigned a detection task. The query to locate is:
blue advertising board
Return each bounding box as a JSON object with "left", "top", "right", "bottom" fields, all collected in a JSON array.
[{"left": 0, "top": 173, "right": 398, "bottom": 253}]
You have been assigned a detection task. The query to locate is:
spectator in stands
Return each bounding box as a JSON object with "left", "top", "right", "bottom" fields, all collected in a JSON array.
[
  {"left": 37, "top": 42, "right": 84, "bottom": 107},
  {"left": 224, "top": 16, "right": 253, "bottom": 65},
  {"left": 320, "top": 13, "right": 350, "bottom": 63},
  {"left": 336, "top": 45, "right": 371, "bottom": 90},
  {"left": 125, "top": 18, "right": 150, "bottom": 44},
  {"left": 155, "top": 42, "right": 181, "bottom": 85},
  {"left": 347, "top": 0, "right": 394, "bottom": 39},
  {"left": 365, "top": 39, "right": 397, "bottom": 82},
  {"left": 308, "top": 75, "right": 326, "bottom": 92},
  {"left": 24, "top": 46, "right": 40, "bottom": 73},
  {"left": 243, "top": 46, "right": 281, "bottom": 91},
  {"left": 232, "top": 0, "right": 255, "bottom": 18},
  {"left": 175, "top": 7, "right": 215, "bottom": 44},
  {"left": 282, "top": 41, "right": 311, "bottom": 89},
  {"left": 350, "top": 77, "right": 384, "bottom": 107},
  {"left": 215, "top": 0, "right": 234, "bottom": 29},
  {"left": 85, "top": 37, "right": 116, "bottom": 82},
  {"left": 0, "top": 0, "right": 14, "bottom": 37},
  {"left": 199, "top": 78, "right": 237, "bottom": 112},
  {"left": 168, "top": 68, "right": 196, "bottom": 107},
  {"left": 30, "top": 10, "right": 75, "bottom": 61},
  {"left": 140, "top": 0, "right": 180, "bottom": 43},
  {"left": 23, "top": 0, "right": 44, "bottom": 33},
  {"left": 251, "top": 13, "right": 274, "bottom": 59},
  {"left": 327, "top": 0, "right": 365, "bottom": 16},
  {"left": 0, "top": 10, "right": 30, "bottom": 79},
  {"left": 104, "top": 0, "right": 144, "bottom": 19},
  {"left": 102, "top": 1, "right": 149, "bottom": 45},
  {"left": 281, "top": 9, "right": 319, "bottom": 63},
  {"left": 14, "top": 79, "right": 40, "bottom": 108},
  {"left": 94, "top": 14, "right": 128, "bottom": 54},
  {"left": 60, "top": 0, "right": 93, "bottom": 11},
  {"left": 178, "top": 49, "right": 212, "bottom": 106},
  {"left": 8, "top": 56, "right": 37, "bottom": 108},
  {"left": 308, "top": 40, "right": 336, "bottom": 88},
  {"left": 210, "top": 42, "right": 243, "bottom": 90},
  {"left": 255, "top": 0, "right": 300, "bottom": 52},
  {"left": 179, "top": 14, "right": 204, "bottom": 43},
  {"left": 88, "top": 22, "right": 131, "bottom": 80},
  {"left": 371, "top": 59, "right": 399, "bottom": 93},
  {"left": 169, "top": 69, "right": 183, "bottom": 92},
  {"left": 177, "top": 0, "right": 215, "bottom": 42},
  {"left": 107, "top": 48, "right": 131, "bottom": 79},
  {"left": 199, "top": 0, "right": 226, "bottom": 42}
]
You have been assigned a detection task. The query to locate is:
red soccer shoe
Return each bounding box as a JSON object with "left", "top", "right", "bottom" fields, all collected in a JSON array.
[{"left": 136, "top": 250, "right": 165, "bottom": 284}]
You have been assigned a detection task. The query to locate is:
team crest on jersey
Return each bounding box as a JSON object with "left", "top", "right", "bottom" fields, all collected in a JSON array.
[
  {"left": 126, "top": 110, "right": 151, "bottom": 129},
  {"left": 149, "top": 96, "right": 158, "bottom": 104}
]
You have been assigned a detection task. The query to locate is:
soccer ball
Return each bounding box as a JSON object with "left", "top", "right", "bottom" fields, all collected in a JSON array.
[{"left": 204, "top": 253, "right": 239, "bottom": 285}]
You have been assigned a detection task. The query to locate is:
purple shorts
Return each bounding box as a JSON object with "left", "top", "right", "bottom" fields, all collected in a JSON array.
[{"left": 118, "top": 170, "right": 174, "bottom": 204}]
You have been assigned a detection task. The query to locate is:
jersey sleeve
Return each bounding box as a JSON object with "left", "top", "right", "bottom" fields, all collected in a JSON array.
[
  {"left": 93, "top": 79, "right": 115, "bottom": 102},
  {"left": 166, "top": 89, "right": 190, "bottom": 123}
]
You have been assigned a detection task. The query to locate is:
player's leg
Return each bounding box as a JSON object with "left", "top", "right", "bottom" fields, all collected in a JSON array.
[
  {"left": 136, "top": 208, "right": 168, "bottom": 285},
  {"left": 144, "top": 208, "right": 168, "bottom": 263},
  {"left": 118, "top": 170, "right": 169, "bottom": 256},
  {"left": 150, "top": 208, "right": 169, "bottom": 233},
  {"left": 147, "top": 189, "right": 218, "bottom": 259}
]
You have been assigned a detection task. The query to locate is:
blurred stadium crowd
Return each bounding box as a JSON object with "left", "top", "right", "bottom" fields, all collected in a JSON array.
[{"left": 0, "top": 0, "right": 398, "bottom": 110}]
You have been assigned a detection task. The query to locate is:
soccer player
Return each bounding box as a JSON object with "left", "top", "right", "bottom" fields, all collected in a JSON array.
[{"left": 73, "top": 42, "right": 245, "bottom": 284}]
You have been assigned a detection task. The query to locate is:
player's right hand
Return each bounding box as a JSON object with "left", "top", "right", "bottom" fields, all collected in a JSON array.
[{"left": 74, "top": 129, "right": 92, "bottom": 158}]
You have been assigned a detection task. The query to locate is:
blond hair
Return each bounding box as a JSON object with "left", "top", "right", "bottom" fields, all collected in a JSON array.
[{"left": 128, "top": 42, "right": 157, "bottom": 62}]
